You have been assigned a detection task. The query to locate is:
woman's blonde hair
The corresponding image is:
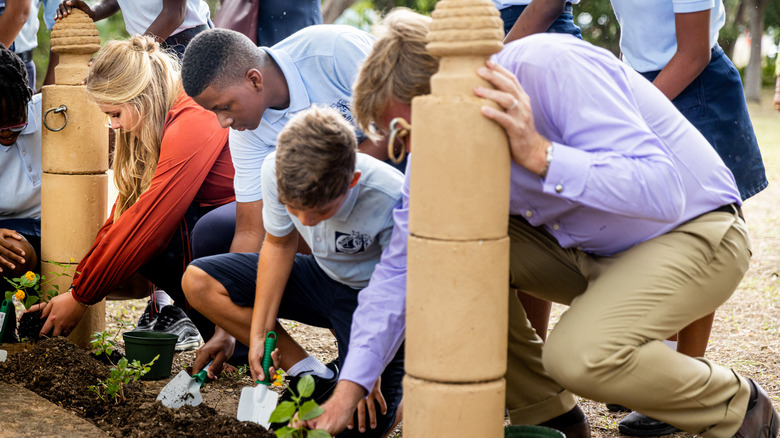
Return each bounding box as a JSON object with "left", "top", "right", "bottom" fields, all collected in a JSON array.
[
  {"left": 86, "top": 36, "right": 182, "bottom": 219},
  {"left": 353, "top": 8, "right": 438, "bottom": 139}
]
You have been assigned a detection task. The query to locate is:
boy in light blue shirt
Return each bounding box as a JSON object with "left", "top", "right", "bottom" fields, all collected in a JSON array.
[
  {"left": 181, "top": 25, "right": 381, "bottom": 253},
  {"left": 182, "top": 107, "right": 405, "bottom": 437}
]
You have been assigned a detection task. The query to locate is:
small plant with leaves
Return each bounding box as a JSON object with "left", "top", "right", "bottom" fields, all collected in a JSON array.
[
  {"left": 90, "top": 330, "right": 118, "bottom": 364},
  {"left": 89, "top": 355, "right": 158, "bottom": 404},
  {"left": 223, "top": 363, "right": 251, "bottom": 381},
  {"left": 4, "top": 259, "right": 77, "bottom": 309},
  {"left": 269, "top": 374, "right": 331, "bottom": 438}
]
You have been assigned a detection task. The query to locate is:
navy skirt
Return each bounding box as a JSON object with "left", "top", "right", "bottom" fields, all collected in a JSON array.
[{"left": 640, "top": 45, "right": 767, "bottom": 201}]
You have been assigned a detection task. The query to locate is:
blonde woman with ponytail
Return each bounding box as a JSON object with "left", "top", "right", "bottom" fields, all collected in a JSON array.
[{"left": 36, "top": 36, "right": 235, "bottom": 340}]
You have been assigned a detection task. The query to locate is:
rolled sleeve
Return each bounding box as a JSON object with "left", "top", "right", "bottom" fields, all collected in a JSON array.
[
  {"left": 672, "top": 0, "right": 714, "bottom": 13},
  {"left": 260, "top": 152, "right": 295, "bottom": 237}
]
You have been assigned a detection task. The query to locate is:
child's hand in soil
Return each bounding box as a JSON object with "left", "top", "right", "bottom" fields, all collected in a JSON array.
[
  {"left": 30, "top": 290, "right": 86, "bottom": 337},
  {"left": 193, "top": 327, "right": 236, "bottom": 380}
]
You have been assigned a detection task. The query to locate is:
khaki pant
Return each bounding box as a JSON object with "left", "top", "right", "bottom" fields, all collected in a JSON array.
[{"left": 505, "top": 208, "right": 751, "bottom": 437}]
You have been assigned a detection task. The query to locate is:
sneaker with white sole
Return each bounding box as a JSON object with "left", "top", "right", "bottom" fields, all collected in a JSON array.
[
  {"left": 131, "top": 300, "right": 158, "bottom": 332},
  {"left": 153, "top": 305, "right": 203, "bottom": 351}
]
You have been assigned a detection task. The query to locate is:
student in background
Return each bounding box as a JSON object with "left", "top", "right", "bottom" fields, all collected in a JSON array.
[{"left": 606, "top": 1, "right": 767, "bottom": 434}]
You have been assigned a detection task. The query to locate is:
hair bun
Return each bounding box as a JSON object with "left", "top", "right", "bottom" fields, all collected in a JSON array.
[{"left": 128, "top": 35, "right": 159, "bottom": 53}]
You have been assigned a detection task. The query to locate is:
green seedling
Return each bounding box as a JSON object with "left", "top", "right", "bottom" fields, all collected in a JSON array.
[
  {"left": 90, "top": 330, "right": 118, "bottom": 364},
  {"left": 269, "top": 374, "right": 331, "bottom": 438},
  {"left": 89, "top": 355, "right": 158, "bottom": 404}
]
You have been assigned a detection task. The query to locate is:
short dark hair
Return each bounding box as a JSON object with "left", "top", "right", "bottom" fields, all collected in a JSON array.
[
  {"left": 276, "top": 107, "right": 357, "bottom": 209},
  {"left": 0, "top": 44, "right": 32, "bottom": 120},
  {"left": 181, "top": 28, "right": 265, "bottom": 97}
]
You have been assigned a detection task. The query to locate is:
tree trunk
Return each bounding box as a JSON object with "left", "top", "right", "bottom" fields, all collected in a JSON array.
[
  {"left": 744, "top": 0, "right": 767, "bottom": 102},
  {"left": 720, "top": 0, "right": 746, "bottom": 59},
  {"left": 322, "top": 0, "right": 360, "bottom": 23}
]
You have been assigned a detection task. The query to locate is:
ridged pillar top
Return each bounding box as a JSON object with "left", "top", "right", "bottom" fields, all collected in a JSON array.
[
  {"left": 427, "top": 0, "right": 504, "bottom": 57},
  {"left": 50, "top": 9, "right": 101, "bottom": 56}
]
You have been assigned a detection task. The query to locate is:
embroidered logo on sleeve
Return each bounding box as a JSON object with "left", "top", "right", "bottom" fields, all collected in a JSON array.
[{"left": 335, "top": 230, "right": 372, "bottom": 254}]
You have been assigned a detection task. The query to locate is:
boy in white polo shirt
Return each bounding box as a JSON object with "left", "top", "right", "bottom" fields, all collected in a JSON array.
[{"left": 182, "top": 107, "right": 404, "bottom": 437}]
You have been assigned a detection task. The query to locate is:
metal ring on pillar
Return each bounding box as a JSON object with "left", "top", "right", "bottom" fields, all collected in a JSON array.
[
  {"left": 43, "top": 105, "right": 69, "bottom": 132},
  {"left": 388, "top": 117, "right": 411, "bottom": 165}
]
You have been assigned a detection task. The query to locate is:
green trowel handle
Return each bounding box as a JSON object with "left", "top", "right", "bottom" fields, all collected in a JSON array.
[
  {"left": 192, "top": 362, "right": 212, "bottom": 387},
  {"left": 259, "top": 331, "right": 277, "bottom": 386}
]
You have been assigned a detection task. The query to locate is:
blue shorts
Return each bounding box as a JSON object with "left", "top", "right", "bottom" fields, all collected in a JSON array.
[
  {"left": 640, "top": 45, "right": 767, "bottom": 201},
  {"left": 190, "top": 252, "right": 405, "bottom": 437},
  {"left": 499, "top": 3, "right": 582, "bottom": 39}
]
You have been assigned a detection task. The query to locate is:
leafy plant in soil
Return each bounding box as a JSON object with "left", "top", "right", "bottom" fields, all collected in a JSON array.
[
  {"left": 89, "top": 355, "right": 158, "bottom": 404},
  {"left": 0, "top": 337, "right": 276, "bottom": 437},
  {"left": 89, "top": 329, "right": 126, "bottom": 365},
  {"left": 269, "top": 374, "right": 331, "bottom": 438}
]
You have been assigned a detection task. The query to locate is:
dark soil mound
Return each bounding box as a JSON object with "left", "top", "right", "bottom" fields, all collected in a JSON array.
[
  {"left": 0, "top": 336, "right": 109, "bottom": 416},
  {"left": 98, "top": 400, "right": 275, "bottom": 438},
  {"left": 0, "top": 337, "right": 275, "bottom": 437}
]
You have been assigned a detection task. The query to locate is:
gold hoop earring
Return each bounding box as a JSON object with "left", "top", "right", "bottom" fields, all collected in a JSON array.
[{"left": 388, "top": 117, "right": 411, "bottom": 165}]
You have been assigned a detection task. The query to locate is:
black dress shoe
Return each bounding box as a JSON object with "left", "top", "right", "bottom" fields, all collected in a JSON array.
[
  {"left": 618, "top": 411, "right": 681, "bottom": 436},
  {"left": 539, "top": 405, "right": 591, "bottom": 438},
  {"left": 606, "top": 403, "right": 631, "bottom": 413},
  {"left": 733, "top": 379, "right": 779, "bottom": 438}
]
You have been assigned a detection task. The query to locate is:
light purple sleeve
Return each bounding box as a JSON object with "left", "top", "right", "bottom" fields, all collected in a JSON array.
[{"left": 340, "top": 159, "right": 411, "bottom": 393}]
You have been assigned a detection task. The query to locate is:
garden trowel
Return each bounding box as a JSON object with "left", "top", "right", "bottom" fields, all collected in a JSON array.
[
  {"left": 157, "top": 362, "right": 210, "bottom": 409},
  {"left": 236, "top": 331, "right": 278, "bottom": 427}
]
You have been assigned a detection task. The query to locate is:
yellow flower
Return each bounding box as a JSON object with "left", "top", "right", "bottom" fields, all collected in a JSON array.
[
  {"left": 272, "top": 380, "right": 283, "bottom": 387},
  {"left": 24, "top": 271, "right": 36, "bottom": 282},
  {"left": 14, "top": 290, "right": 25, "bottom": 301},
  {"left": 69, "top": 257, "right": 75, "bottom": 262}
]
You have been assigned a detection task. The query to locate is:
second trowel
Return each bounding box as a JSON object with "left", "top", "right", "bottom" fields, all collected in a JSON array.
[
  {"left": 236, "top": 331, "right": 278, "bottom": 428},
  {"left": 157, "top": 363, "right": 210, "bottom": 409}
]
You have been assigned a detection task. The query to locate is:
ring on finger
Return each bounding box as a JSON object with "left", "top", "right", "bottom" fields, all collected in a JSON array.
[{"left": 507, "top": 98, "right": 519, "bottom": 111}]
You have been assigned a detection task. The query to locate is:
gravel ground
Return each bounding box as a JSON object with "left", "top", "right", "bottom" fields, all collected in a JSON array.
[{"left": 103, "top": 93, "right": 780, "bottom": 437}]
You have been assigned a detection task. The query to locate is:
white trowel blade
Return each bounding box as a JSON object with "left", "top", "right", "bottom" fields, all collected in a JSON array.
[
  {"left": 157, "top": 370, "right": 204, "bottom": 409},
  {"left": 237, "top": 384, "right": 278, "bottom": 428}
]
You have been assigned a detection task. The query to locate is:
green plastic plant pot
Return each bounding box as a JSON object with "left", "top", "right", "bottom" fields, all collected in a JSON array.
[
  {"left": 122, "top": 331, "right": 177, "bottom": 380},
  {"left": 505, "top": 425, "right": 566, "bottom": 438}
]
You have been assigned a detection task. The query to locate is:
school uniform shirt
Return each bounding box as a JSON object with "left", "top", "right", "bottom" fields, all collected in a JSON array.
[
  {"left": 229, "top": 24, "right": 375, "bottom": 203},
  {"left": 261, "top": 152, "right": 403, "bottom": 289},
  {"left": 340, "top": 34, "right": 741, "bottom": 393},
  {"left": 117, "top": 0, "right": 210, "bottom": 37},
  {"left": 610, "top": 0, "right": 725, "bottom": 72},
  {"left": 0, "top": 94, "right": 42, "bottom": 221},
  {"left": 71, "top": 93, "right": 235, "bottom": 305}
]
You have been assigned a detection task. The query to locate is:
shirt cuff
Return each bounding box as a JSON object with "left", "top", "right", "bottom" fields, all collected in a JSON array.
[
  {"left": 541, "top": 142, "right": 590, "bottom": 198},
  {"left": 672, "top": 0, "right": 714, "bottom": 14},
  {"left": 340, "top": 346, "right": 385, "bottom": 394}
]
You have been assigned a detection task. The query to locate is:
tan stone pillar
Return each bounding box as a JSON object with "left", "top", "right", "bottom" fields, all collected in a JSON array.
[
  {"left": 405, "top": 1, "right": 509, "bottom": 436},
  {"left": 41, "top": 10, "right": 108, "bottom": 348}
]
